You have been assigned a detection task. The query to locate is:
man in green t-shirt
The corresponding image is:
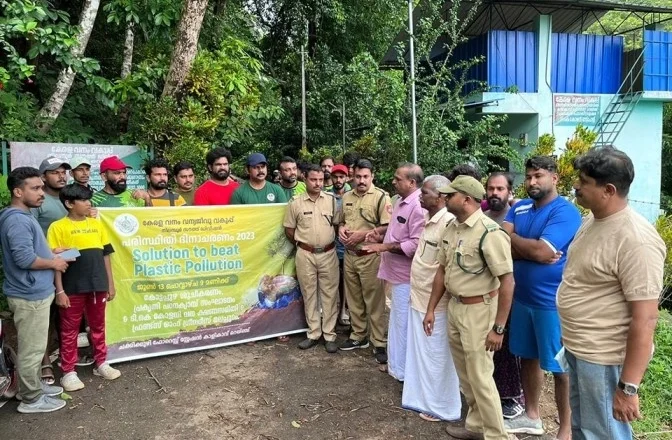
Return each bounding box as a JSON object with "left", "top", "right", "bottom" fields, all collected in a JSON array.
[
  {"left": 91, "top": 156, "right": 150, "bottom": 208},
  {"left": 278, "top": 156, "right": 306, "bottom": 200},
  {"left": 230, "top": 153, "right": 288, "bottom": 205}
]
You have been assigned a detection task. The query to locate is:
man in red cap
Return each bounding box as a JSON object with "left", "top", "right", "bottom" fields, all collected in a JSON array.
[{"left": 91, "top": 156, "right": 151, "bottom": 207}]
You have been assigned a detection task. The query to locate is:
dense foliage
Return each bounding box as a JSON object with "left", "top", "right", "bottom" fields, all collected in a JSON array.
[{"left": 0, "top": 0, "right": 519, "bottom": 185}]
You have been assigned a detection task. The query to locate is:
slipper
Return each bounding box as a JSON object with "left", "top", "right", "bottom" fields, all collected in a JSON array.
[
  {"left": 40, "top": 364, "right": 55, "bottom": 385},
  {"left": 419, "top": 413, "right": 441, "bottom": 422},
  {"left": 277, "top": 336, "right": 290, "bottom": 343}
]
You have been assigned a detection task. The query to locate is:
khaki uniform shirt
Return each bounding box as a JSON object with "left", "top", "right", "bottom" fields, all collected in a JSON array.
[
  {"left": 341, "top": 186, "right": 391, "bottom": 250},
  {"left": 437, "top": 209, "right": 513, "bottom": 297},
  {"left": 283, "top": 191, "right": 341, "bottom": 248},
  {"left": 410, "top": 208, "right": 455, "bottom": 313}
]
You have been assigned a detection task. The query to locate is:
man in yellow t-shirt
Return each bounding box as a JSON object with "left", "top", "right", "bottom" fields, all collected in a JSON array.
[{"left": 144, "top": 158, "right": 186, "bottom": 207}]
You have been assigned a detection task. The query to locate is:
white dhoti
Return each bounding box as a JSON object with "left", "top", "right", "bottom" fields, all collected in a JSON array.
[
  {"left": 387, "top": 283, "right": 411, "bottom": 381},
  {"left": 401, "top": 307, "right": 462, "bottom": 421}
]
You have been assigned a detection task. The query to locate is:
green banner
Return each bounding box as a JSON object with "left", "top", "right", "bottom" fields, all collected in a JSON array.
[{"left": 8, "top": 142, "right": 148, "bottom": 190}]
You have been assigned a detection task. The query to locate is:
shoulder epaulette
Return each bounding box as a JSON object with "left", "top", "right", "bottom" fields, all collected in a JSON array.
[{"left": 481, "top": 217, "right": 499, "bottom": 232}]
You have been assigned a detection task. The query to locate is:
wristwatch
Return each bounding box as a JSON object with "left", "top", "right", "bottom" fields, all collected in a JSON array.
[
  {"left": 618, "top": 380, "right": 639, "bottom": 396},
  {"left": 492, "top": 324, "right": 506, "bottom": 335}
]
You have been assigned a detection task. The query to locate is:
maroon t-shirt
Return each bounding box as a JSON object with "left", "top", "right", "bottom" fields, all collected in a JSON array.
[{"left": 193, "top": 180, "right": 240, "bottom": 205}]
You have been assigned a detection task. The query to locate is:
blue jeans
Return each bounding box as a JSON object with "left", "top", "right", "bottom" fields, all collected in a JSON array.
[{"left": 565, "top": 349, "right": 632, "bottom": 440}]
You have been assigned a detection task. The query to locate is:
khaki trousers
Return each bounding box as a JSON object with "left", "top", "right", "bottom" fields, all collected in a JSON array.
[
  {"left": 295, "top": 248, "right": 339, "bottom": 342},
  {"left": 447, "top": 297, "right": 508, "bottom": 440},
  {"left": 7, "top": 294, "right": 54, "bottom": 402},
  {"left": 344, "top": 252, "right": 386, "bottom": 347}
]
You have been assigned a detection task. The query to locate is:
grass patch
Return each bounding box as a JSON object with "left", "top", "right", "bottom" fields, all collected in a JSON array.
[{"left": 633, "top": 309, "right": 672, "bottom": 437}]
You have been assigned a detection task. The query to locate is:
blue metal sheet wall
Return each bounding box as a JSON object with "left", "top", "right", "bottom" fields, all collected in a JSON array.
[
  {"left": 487, "top": 30, "right": 537, "bottom": 93},
  {"left": 451, "top": 33, "right": 488, "bottom": 95},
  {"left": 552, "top": 33, "right": 623, "bottom": 94},
  {"left": 644, "top": 30, "right": 672, "bottom": 91}
]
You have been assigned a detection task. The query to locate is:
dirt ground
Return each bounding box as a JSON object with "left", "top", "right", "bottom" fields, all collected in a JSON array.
[{"left": 0, "top": 322, "right": 563, "bottom": 440}]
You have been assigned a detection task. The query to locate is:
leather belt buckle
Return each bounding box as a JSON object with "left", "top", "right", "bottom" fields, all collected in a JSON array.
[{"left": 313, "top": 247, "right": 324, "bottom": 253}]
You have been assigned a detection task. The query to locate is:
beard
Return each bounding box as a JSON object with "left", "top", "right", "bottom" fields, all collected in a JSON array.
[
  {"left": 333, "top": 182, "right": 344, "bottom": 191},
  {"left": 150, "top": 181, "right": 167, "bottom": 190},
  {"left": 108, "top": 180, "right": 127, "bottom": 193},
  {"left": 487, "top": 196, "right": 507, "bottom": 211},
  {"left": 26, "top": 196, "right": 45, "bottom": 208},
  {"left": 283, "top": 175, "right": 297, "bottom": 184},
  {"left": 323, "top": 171, "right": 331, "bottom": 180},
  {"left": 211, "top": 169, "right": 230, "bottom": 181},
  {"left": 527, "top": 187, "right": 549, "bottom": 201}
]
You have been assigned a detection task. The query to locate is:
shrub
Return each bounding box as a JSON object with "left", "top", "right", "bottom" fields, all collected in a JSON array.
[
  {"left": 656, "top": 215, "right": 672, "bottom": 308},
  {"left": 633, "top": 310, "right": 672, "bottom": 435}
]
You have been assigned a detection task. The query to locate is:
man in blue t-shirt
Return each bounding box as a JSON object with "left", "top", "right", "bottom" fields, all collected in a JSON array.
[{"left": 502, "top": 156, "right": 581, "bottom": 440}]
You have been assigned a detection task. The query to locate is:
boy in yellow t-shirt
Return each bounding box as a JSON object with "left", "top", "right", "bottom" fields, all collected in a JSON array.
[{"left": 46, "top": 184, "right": 121, "bottom": 392}]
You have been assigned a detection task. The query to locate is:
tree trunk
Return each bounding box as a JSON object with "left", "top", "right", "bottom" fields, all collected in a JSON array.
[
  {"left": 161, "top": 0, "right": 209, "bottom": 99},
  {"left": 118, "top": 21, "right": 135, "bottom": 133},
  {"left": 120, "top": 21, "right": 134, "bottom": 78},
  {"left": 214, "top": 0, "right": 227, "bottom": 16},
  {"left": 36, "top": 0, "right": 100, "bottom": 133}
]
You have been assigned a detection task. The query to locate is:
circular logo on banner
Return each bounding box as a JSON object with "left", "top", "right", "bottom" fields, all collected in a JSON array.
[
  {"left": 267, "top": 193, "right": 276, "bottom": 202},
  {"left": 114, "top": 213, "right": 140, "bottom": 237}
]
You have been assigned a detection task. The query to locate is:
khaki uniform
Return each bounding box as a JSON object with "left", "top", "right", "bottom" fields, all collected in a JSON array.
[
  {"left": 283, "top": 191, "right": 341, "bottom": 342},
  {"left": 341, "top": 186, "right": 391, "bottom": 347},
  {"left": 437, "top": 209, "right": 512, "bottom": 440}
]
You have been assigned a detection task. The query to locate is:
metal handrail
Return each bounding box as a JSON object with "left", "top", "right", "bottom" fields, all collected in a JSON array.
[{"left": 594, "top": 46, "right": 646, "bottom": 146}]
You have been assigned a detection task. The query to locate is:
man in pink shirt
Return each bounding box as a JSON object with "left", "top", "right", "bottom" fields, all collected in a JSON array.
[{"left": 363, "top": 163, "right": 425, "bottom": 379}]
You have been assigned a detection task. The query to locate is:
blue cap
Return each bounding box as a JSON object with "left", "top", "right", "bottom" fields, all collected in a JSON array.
[{"left": 247, "top": 153, "right": 267, "bottom": 167}]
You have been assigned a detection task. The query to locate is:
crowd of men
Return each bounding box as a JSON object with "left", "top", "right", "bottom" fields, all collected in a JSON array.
[{"left": 0, "top": 146, "right": 665, "bottom": 440}]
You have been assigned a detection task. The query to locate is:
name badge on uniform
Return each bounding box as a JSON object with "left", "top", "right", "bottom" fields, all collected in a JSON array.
[
  {"left": 303, "top": 211, "right": 313, "bottom": 215},
  {"left": 345, "top": 203, "right": 353, "bottom": 206},
  {"left": 397, "top": 216, "right": 407, "bottom": 224}
]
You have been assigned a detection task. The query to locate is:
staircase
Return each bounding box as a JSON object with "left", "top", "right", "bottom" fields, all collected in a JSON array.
[{"left": 594, "top": 49, "right": 645, "bottom": 147}]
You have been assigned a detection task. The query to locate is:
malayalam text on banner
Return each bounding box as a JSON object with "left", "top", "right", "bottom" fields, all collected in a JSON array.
[
  {"left": 9, "top": 141, "right": 147, "bottom": 190},
  {"left": 99, "top": 205, "right": 306, "bottom": 363}
]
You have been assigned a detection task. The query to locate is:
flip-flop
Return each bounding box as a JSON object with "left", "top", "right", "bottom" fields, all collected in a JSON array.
[
  {"left": 40, "top": 364, "right": 55, "bottom": 385},
  {"left": 419, "top": 413, "right": 441, "bottom": 422}
]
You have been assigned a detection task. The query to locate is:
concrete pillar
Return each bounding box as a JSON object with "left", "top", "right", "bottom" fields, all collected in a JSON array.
[{"left": 535, "top": 14, "right": 555, "bottom": 140}]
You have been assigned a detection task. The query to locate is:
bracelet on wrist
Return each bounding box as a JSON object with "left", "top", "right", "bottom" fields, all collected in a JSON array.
[{"left": 55, "top": 290, "right": 65, "bottom": 295}]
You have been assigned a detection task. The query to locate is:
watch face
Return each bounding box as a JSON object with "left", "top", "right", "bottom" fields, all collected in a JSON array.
[{"left": 624, "top": 384, "right": 638, "bottom": 395}]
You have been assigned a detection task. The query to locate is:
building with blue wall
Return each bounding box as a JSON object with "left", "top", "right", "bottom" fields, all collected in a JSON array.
[{"left": 381, "top": 1, "right": 672, "bottom": 221}]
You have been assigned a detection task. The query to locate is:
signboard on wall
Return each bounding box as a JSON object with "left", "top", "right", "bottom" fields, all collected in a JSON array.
[
  {"left": 8, "top": 142, "right": 148, "bottom": 190},
  {"left": 553, "top": 94, "right": 601, "bottom": 126}
]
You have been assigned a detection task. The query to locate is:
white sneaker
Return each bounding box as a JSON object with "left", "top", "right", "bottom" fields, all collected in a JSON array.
[
  {"left": 77, "top": 332, "right": 90, "bottom": 348},
  {"left": 60, "top": 372, "right": 85, "bottom": 392},
  {"left": 93, "top": 363, "right": 121, "bottom": 380}
]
